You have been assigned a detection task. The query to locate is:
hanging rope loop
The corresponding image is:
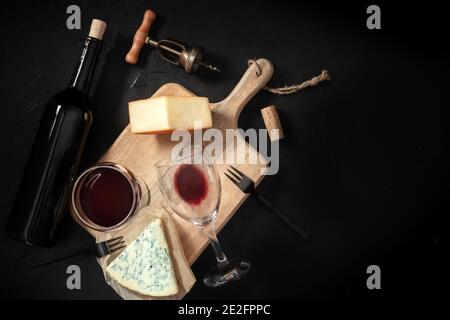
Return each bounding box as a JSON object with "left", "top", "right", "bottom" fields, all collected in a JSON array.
[{"left": 247, "top": 59, "right": 330, "bottom": 95}]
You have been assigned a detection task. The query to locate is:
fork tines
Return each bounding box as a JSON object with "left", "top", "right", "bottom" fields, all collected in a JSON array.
[
  {"left": 225, "top": 166, "right": 255, "bottom": 194},
  {"left": 224, "top": 166, "right": 242, "bottom": 185},
  {"left": 225, "top": 166, "right": 242, "bottom": 184},
  {"left": 106, "top": 236, "right": 126, "bottom": 254},
  {"left": 230, "top": 165, "right": 245, "bottom": 178}
]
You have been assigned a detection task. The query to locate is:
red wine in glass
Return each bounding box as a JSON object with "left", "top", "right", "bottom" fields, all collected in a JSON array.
[
  {"left": 79, "top": 167, "right": 134, "bottom": 227},
  {"left": 72, "top": 163, "right": 145, "bottom": 231},
  {"left": 174, "top": 164, "right": 208, "bottom": 206}
]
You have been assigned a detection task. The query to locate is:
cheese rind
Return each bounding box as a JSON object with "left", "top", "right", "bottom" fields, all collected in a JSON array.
[
  {"left": 106, "top": 218, "right": 179, "bottom": 297},
  {"left": 129, "top": 96, "right": 212, "bottom": 134}
]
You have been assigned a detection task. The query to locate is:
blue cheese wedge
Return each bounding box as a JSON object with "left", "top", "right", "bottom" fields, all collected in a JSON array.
[{"left": 106, "top": 218, "right": 179, "bottom": 296}]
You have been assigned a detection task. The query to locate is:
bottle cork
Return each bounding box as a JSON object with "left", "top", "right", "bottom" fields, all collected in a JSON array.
[
  {"left": 88, "top": 19, "right": 107, "bottom": 40},
  {"left": 261, "top": 105, "right": 285, "bottom": 141}
]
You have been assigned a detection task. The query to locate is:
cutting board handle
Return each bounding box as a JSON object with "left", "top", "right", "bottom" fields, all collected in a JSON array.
[{"left": 212, "top": 58, "right": 273, "bottom": 124}]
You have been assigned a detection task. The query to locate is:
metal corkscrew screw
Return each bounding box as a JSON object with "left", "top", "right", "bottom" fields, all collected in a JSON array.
[
  {"left": 146, "top": 38, "right": 220, "bottom": 73},
  {"left": 125, "top": 10, "right": 220, "bottom": 73}
]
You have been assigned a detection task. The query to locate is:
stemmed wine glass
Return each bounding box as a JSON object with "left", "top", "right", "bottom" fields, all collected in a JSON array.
[{"left": 155, "top": 145, "right": 251, "bottom": 287}]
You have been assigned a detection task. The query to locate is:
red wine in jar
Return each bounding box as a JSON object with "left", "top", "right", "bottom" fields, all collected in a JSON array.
[
  {"left": 174, "top": 164, "right": 208, "bottom": 205},
  {"left": 79, "top": 167, "right": 134, "bottom": 228}
]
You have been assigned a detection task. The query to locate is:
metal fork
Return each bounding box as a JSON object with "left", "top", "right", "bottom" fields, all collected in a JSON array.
[
  {"left": 92, "top": 236, "right": 126, "bottom": 258},
  {"left": 225, "top": 166, "right": 311, "bottom": 241},
  {"left": 28, "top": 236, "right": 126, "bottom": 274}
]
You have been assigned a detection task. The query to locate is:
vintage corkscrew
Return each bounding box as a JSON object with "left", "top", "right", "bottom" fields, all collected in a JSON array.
[{"left": 126, "top": 10, "right": 220, "bottom": 73}]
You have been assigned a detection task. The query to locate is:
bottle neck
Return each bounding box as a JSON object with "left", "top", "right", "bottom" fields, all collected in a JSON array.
[{"left": 69, "top": 37, "right": 102, "bottom": 94}]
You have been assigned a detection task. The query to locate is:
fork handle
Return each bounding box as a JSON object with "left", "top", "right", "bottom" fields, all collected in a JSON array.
[{"left": 255, "top": 193, "right": 311, "bottom": 241}]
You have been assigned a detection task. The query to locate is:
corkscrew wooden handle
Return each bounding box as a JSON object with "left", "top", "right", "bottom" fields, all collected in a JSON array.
[{"left": 125, "top": 10, "right": 157, "bottom": 65}]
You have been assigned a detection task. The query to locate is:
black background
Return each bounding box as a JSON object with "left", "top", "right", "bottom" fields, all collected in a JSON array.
[{"left": 0, "top": 0, "right": 448, "bottom": 299}]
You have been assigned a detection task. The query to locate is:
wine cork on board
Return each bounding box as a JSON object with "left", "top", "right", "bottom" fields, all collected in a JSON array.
[
  {"left": 89, "top": 19, "right": 107, "bottom": 40},
  {"left": 261, "top": 105, "right": 285, "bottom": 141}
]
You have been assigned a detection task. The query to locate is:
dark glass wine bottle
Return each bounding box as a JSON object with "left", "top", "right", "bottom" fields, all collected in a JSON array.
[{"left": 7, "top": 19, "right": 107, "bottom": 246}]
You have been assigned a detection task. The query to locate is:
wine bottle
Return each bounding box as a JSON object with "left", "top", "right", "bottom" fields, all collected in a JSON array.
[{"left": 7, "top": 19, "right": 107, "bottom": 246}]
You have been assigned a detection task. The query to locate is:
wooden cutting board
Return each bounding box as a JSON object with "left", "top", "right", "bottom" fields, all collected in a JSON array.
[{"left": 72, "top": 58, "right": 273, "bottom": 265}]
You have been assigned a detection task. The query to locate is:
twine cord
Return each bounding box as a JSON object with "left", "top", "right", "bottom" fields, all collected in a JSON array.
[{"left": 247, "top": 59, "right": 330, "bottom": 95}]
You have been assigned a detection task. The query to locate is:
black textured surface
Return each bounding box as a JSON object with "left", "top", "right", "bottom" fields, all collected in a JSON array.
[{"left": 0, "top": 0, "right": 448, "bottom": 299}]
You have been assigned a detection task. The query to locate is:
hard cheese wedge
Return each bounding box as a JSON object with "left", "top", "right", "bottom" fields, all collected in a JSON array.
[
  {"left": 129, "top": 96, "right": 212, "bottom": 134},
  {"left": 106, "top": 218, "right": 179, "bottom": 297}
]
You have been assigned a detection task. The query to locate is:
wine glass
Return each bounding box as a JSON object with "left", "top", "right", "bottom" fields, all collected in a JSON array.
[{"left": 155, "top": 145, "right": 251, "bottom": 287}]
